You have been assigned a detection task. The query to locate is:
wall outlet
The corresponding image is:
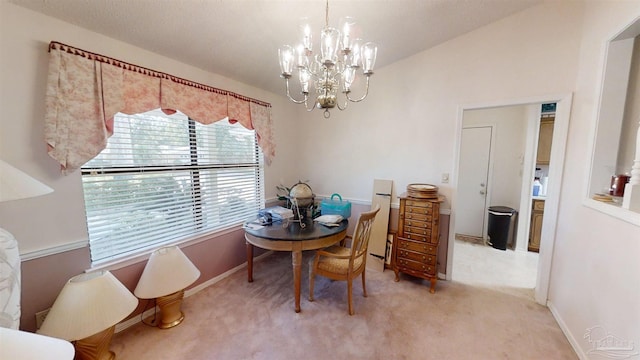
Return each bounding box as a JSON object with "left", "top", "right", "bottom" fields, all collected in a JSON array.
[{"left": 35, "top": 308, "right": 50, "bottom": 330}]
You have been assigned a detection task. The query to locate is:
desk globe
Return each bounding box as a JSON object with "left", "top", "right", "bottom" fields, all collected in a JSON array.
[{"left": 288, "top": 182, "right": 314, "bottom": 221}]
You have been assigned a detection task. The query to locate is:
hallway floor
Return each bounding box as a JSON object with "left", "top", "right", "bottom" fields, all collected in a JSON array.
[{"left": 452, "top": 239, "right": 539, "bottom": 299}]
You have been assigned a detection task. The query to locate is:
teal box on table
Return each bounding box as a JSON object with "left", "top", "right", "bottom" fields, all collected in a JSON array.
[{"left": 321, "top": 193, "right": 351, "bottom": 218}]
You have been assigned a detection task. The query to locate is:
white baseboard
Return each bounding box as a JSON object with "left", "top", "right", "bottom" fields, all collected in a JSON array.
[
  {"left": 115, "top": 251, "right": 274, "bottom": 333},
  {"left": 547, "top": 301, "right": 587, "bottom": 360}
]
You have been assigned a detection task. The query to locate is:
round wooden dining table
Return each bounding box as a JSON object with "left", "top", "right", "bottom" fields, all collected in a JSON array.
[{"left": 244, "top": 219, "right": 348, "bottom": 313}]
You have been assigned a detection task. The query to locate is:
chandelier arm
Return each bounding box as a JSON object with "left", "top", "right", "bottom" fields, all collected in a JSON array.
[
  {"left": 336, "top": 94, "right": 349, "bottom": 111},
  {"left": 344, "top": 75, "right": 372, "bottom": 103},
  {"left": 306, "top": 66, "right": 323, "bottom": 78},
  {"left": 284, "top": 78, "right": 310, "bottom": 104},
  {"left": 304, "top": 98, "right": 317, "bottom": 112}
]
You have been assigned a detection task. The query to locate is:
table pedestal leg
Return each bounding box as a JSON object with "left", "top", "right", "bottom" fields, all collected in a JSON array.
[
  {"left": 292, "top": 248, "right": 302, "bottom": 313},
  {"left": 246, "top": 241, "right": 254, "bottom": 283}
]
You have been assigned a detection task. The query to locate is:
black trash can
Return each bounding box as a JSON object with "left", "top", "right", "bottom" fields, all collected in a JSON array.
[{"left": 487, "top": 206, "right": 517, "bottom": 250}]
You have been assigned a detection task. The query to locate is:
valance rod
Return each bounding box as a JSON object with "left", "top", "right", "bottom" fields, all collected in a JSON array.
[{"left": 48, "top": 41, "right": 271, "bottom": 108}]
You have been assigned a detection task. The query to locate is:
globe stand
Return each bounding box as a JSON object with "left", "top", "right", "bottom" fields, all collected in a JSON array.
[
  {"left": 283, "top": 197, "right": 315, "bottom": 229},
  {"left": 283, "top": 182, "right": 315, "bottom": 229}
]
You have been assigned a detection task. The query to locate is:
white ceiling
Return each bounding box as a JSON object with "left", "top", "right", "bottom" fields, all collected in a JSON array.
[{"left": 8, "top": 0, "right": 541, "bottom": 95}]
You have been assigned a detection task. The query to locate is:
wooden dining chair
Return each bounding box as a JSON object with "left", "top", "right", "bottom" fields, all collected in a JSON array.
[{"left": 308, "top": 205, "right": 380, "bottom": 315}]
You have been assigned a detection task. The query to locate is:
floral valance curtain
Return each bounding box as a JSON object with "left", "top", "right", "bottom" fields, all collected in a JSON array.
[{"left": 45, "top": 41, "right": 275, "bottom": 174}]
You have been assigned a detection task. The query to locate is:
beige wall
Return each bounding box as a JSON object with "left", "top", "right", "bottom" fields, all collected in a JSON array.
[
  {"left": 2, "top": 1, "right": 640, "bottom": 357},
  {"left": 547, "top": 0, "right": 640, "bottom": 354},
  {"left": 293, "top": 0, "right": 639, "bottom": 357},
  {"left": 293, "top": 1, "right": 583, "bottom": 211}
]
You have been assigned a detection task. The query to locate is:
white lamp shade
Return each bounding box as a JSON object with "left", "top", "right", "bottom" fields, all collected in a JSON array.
[
  {"left": 0, "top": 160, "right": 53, "bottom": 202},
  {"left": 37, "top": 271, "right": 138, "bottom": 341},
  {"left": 0, "top": 327, "right": 74, "bottom": 360},
  {"left": 134, "top": 246, "right": 200, "bottom": 299}
]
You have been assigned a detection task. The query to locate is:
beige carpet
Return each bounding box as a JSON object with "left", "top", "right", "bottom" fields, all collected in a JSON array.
[
  {"left": 111, "top": 251, "right": 577, "bottom": 359},
  {"left": 452, "top": 239, "right": 539, "bottom": 299}
]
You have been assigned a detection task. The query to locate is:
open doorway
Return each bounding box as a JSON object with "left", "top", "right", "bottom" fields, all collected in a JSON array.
[
  {"left": 446, "top": 94, "right": 572, "bottom": 305},
  {"left": 453, "top": 104, "right": 538, "bottom": 297}
]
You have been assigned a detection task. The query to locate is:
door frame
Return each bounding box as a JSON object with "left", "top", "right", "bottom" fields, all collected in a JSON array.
[
  {"left": 456, "top": 124, "right": 496, "bottom": 240},
  {"left": 446, "top": 93, "right": 573, "bottom": 306}
]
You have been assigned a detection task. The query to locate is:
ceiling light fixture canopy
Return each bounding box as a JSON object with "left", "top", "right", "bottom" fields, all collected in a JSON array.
[{"left": 278, "top": 0, "right": 377, "bottom": 118}]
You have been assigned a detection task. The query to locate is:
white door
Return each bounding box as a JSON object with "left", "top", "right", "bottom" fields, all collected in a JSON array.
[{"left": 456, "top": 126, "right": 492, "bottom": 238}]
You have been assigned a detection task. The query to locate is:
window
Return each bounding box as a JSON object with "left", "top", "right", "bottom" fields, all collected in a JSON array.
[{"left": 81, "top": 109, "right": 264, "bottom": 264}]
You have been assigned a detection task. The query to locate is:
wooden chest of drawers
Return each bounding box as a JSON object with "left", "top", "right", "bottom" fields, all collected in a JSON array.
[{"left": 393, "top": 194, "right": 443, "bottom": 293}]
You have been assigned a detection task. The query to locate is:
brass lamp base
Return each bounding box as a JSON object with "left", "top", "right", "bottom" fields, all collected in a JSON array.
[
  {"left": 74, "top": 325, "right": 116, "bottom": 360},
  {"left": 157, "top": 290, "right": 185, "bottom": 329}
]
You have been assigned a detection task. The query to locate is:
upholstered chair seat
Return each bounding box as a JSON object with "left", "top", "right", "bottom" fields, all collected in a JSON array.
[{"left": 309, "top": 206, "right": 380, "bottom": 315}]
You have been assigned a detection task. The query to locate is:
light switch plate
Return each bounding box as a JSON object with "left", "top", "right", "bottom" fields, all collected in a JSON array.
[{"left": 441, "top": 173, "right": 449, "bottom": 183}]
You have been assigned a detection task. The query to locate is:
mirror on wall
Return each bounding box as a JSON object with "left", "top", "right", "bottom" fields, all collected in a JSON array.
[{"left": 588, "top": 17, "right": 640, "bottom": 211}]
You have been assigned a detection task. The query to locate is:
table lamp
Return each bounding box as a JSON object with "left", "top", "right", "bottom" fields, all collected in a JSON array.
[
  {"left": 134, "top": 246, "right": 200, "bottom": 329},
  {"left": 0, "top": 326, "right": 75, "bottom": 360},
  {"left": 0, "top": 159, "right": 53, "bottom": 329},
  {"left": 37, "top": 271, "right": 138, "bottom": 360}
]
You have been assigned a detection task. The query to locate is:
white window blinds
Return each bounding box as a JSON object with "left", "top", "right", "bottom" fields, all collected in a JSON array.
[{"left": 81, "top": 109, "right": 264, "bottom": 264}]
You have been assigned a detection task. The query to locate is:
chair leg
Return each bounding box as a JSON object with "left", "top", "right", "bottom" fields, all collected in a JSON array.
[
  {"left": 362, "top": 271, "right": 367, "bottom": 298},
  {"left": 309, "top": 269, "right": 315, "bottom": 302},
  {"left": 347, "top": 278, "right": 354, "bottom": 315}
]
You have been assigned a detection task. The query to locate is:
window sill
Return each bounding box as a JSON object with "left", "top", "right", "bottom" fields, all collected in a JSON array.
[{"left": 583, "top": 198, "right": 640, "bottom": 227}]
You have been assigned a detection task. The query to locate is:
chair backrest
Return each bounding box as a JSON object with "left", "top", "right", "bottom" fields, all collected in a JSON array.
[{"left": 349, "top": 205, "right": 381, "bottom": 266}]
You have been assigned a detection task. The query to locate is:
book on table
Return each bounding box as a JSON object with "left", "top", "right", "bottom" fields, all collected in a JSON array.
[{"left": 260, "top": 206, "right": 294, "bottom": 220}]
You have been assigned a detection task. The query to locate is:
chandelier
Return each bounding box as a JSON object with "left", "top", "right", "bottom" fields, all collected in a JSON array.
[{"left": 278, "top": 0, "right": 377, "bottom": 118}]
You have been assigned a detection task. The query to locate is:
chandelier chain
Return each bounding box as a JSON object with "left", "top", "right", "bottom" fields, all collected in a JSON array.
[{"left": 325, "top": 0, "right": 329, "bottom": 28}]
